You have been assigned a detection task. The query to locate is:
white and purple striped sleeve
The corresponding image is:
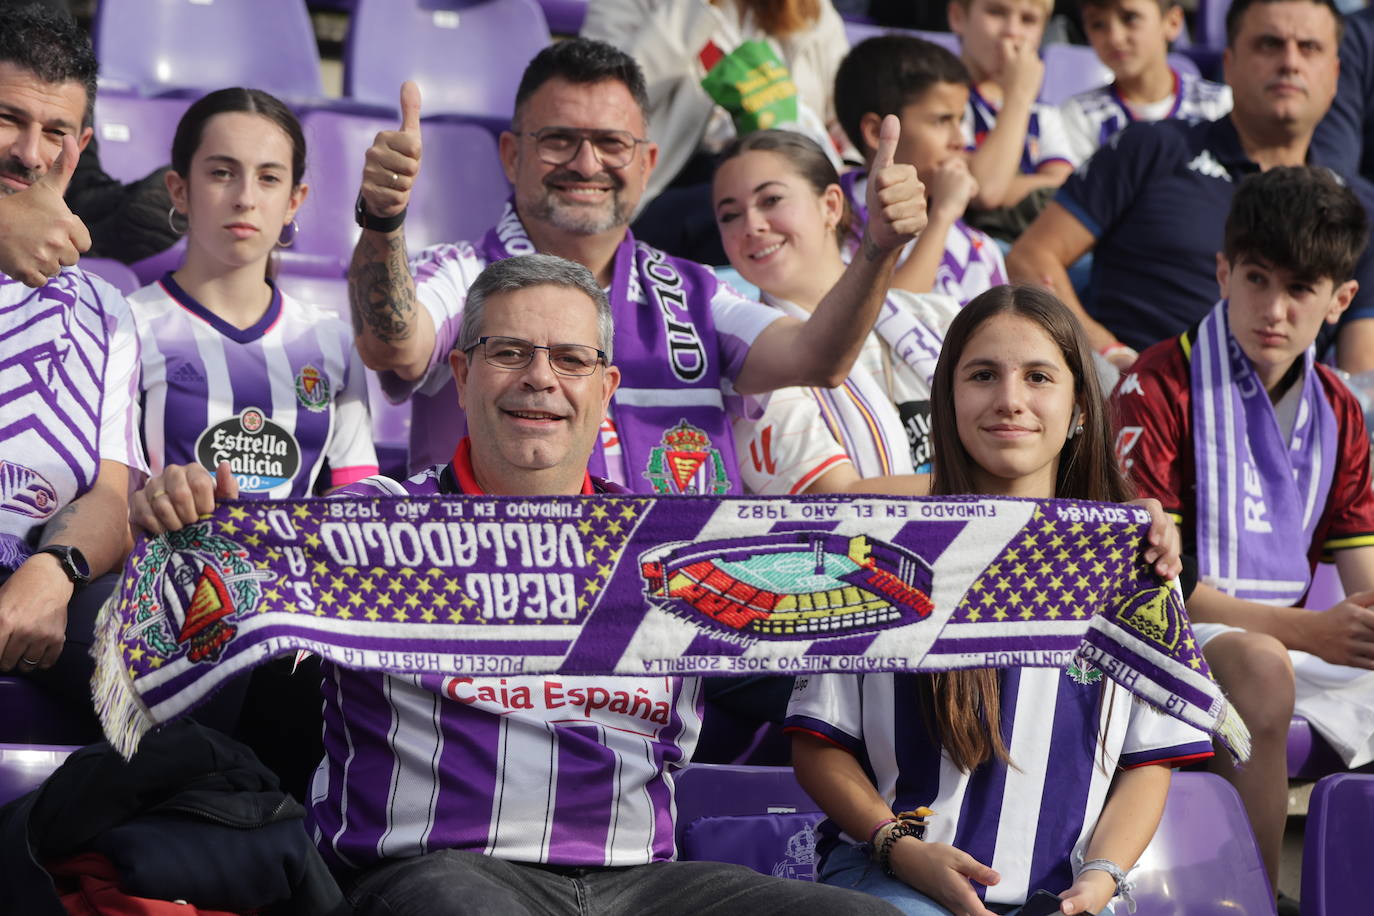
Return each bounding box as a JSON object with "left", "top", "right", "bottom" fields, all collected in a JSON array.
[
  {"left": 784, "top": 672, "right": 865, "bottom": 753},
  {"left": 1118, "top": 694, "right": 1215, "bottom": 769},
  {"left": 94, "top": 277, "right": 149, "bottom": 477}
]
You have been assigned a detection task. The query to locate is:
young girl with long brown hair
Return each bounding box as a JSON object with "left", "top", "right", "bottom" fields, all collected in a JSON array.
[{"left": 785, "top": 286, "right": 1213, "bottom": 916}]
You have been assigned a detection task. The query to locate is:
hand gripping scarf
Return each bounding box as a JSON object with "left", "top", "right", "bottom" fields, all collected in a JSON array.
[
  {"left": 93, "top": 493, "right": 1250, "bottom": 762},
  {"left": 480, "top": 203, "right": 745, "bottom": 495}
]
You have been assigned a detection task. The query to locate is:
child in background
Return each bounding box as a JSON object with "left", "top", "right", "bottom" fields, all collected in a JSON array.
[
  {"left": 835, "top": 35, "right": 1007, "bottom": 306},
  {"left": 947, "top": 0, "right": 1074, "bottom": 212},
  {"left": 1059, "top": 0, "right": 1231, "bottom": 167}
]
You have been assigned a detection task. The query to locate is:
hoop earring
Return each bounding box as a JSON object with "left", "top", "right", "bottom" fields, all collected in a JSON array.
[
  {"left": 277, "top": 220, "right": 299, "bottom": 248},
  {"left": 167, "top": 206, "right": 188, "bottom": 236}
]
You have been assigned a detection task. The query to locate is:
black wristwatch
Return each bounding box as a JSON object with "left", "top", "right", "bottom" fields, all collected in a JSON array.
[
  {"left": 38, "top": 545, "right": 91, "bottom": 587},
  {"left": 354, "top": 192, "right": 407, "bottom": 233}
]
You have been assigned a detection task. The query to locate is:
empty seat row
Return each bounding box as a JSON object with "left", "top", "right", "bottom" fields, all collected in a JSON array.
[
  {"left": 94, "top": 0, "right": 550, "bottom": 127},
  {"left": 95, "top": 0, "right": 1216, "bottom": 127}
]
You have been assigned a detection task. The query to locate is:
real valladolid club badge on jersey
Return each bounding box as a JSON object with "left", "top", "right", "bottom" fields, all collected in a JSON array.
[
  {"left": 640, "top": 531, "right": 935, "bottom": 639},
  {"left": 124, "top": 523, "right": 272, "bottom": 665},
  {"left": 643, "top": 420, "right": 730, "bottom": 495},
  {"left": 194, "top": 406, "right": 302, "bottom": 493},
  {"left": 294, "top": 365, "right": 330, "bottom": 412}
]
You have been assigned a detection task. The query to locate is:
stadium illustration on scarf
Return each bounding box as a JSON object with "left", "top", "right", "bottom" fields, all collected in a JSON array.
[{"left": 92, "top": 493, "right": 1251, "bottom": 762}]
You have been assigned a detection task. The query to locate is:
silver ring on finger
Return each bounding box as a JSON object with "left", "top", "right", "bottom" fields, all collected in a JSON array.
[
  {"left": 390, "top": 172, "right": 400, "bottom": 189},
  {"left": 20, "top": 656, "right": 40, "bottom": 667}
]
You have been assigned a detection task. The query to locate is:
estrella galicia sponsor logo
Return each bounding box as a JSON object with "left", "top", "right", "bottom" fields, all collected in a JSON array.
[{"left": 195, "top": 407, "right": 301, "bottom": 493}]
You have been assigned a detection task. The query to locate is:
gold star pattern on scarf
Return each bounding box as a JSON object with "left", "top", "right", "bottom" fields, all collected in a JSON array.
[{"left": 950, "top": 506, "right": 1145, "bottom": 625}]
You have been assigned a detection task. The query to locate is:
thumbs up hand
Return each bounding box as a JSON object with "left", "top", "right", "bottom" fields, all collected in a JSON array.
[
  {"left": 0, "top": 134, "right": 92, "bottom": 287},
  {"left": 862, "top": 114, "right": 927, "bottom": 254},
  {"left": 360, "top": 81, "right": 423, "bottom": 223}
]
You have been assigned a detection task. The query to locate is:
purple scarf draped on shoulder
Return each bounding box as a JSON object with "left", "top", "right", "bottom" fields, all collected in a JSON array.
[
  {"left": 1190, "top": 300, "right": 1339, "bottom": 604},
  {"left": 480, "top": 203, "right": 744, "bottom": 495}
]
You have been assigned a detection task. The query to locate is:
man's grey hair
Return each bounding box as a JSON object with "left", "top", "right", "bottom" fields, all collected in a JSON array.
[{"left": 457, "top": 254, "right": 615, "bottom": 361}]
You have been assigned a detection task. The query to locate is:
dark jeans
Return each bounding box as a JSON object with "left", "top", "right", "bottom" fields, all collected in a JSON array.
[{"left": 349, "top": 849, "right": 902, "bottom": 916}]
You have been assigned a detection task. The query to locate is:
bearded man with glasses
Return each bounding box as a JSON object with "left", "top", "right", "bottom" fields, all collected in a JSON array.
[{"left": 349, "top": 38, "right": 927, "bottom": 493}]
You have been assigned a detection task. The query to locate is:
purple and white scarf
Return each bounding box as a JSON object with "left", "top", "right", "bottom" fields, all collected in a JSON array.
[
  {"left": 1191, "top": 300, "right": 1339, "bottom": 604},
  {"left": 480, "top": 203, "right": 743, "bottom": 494},
  {"left": 93, "top": 492, "right": 1249, "bottom": 762}
]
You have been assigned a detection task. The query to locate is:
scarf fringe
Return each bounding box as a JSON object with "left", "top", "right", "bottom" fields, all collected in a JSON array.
[
  {"left": 90, "top": 586, "right": 155, "bottom": 759},
  {"left": 1214, "top": 700, "right": 1253, "bottom": 763}
]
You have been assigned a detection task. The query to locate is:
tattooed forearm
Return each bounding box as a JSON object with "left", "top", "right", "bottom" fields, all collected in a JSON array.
[
  {"left": 861, "top": 234, "right": 882, "bottom": 263},
  {"left": 35, "top": 463, "right": 131, "bottom": 576},
  {"left": 349, "top": 229, "right": 416, "bottom": 343},
  {"left": 37, "top": 503, "right": 78, "bottom": 549}
]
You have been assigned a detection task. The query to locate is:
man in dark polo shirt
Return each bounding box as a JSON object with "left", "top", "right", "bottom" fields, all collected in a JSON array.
[
  {"left": 1311, "top": 6, "right": 1374, "bottom": 181},
  {"left": 1007, "top": 0, "right": 1374, "bottom": 373}
]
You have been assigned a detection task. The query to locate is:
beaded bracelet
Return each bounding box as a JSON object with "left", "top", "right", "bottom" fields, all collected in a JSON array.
[
  {"left": 874, "top": 820, "right": 925, "bottom": 875},
  {"left": 870, "top": 806, "right": 935, "bottom": 876}
]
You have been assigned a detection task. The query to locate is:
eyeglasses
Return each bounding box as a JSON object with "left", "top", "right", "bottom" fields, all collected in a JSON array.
[
  {"left": 521, "top": 127, "right": 648, "bottom": 169},
  {"left": 466, "top": 336, "right": 607, "bottom": 377}
]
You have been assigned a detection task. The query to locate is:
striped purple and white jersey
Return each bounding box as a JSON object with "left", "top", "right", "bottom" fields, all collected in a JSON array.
[
  {"left": 380, "top": 240, "right": 775, "bottom": 477},
  {"left": 128, "top": 274, "right": 377, "bottom": 498},
  {"left": 0, "top": 268, "right": 145, "bottom": 568},
  {"left": 785, "top": 668, "right": 1213, "bottom": 906},
  {"left": 1058, "top": 70, "right": 1232, "bottom": 167},
  {"left": 308, "top": 464, "right": 705, "bottom": 871},
  {"left": 963, "top": 87, "right": 1075, "bottom": 173}
]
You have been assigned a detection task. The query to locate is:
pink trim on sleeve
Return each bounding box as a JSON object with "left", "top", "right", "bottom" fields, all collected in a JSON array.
[{"left": 331, "top": 464, "right": 381, "bottom": 488}]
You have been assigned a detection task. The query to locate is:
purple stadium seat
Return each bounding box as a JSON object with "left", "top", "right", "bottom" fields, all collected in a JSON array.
[
  {"left": 1040, "top": 44, "right": 1114, "bottom": 105},
  {"left": 1196, "top": 0, "right": 1232, "bottom": 51},
  {"left": 92, "top": 0, "right": 326, "bottom": 99},
  {"left": 841, "top": 21, "right": 961, "bottom": 55},
  {"left": 674, "top": 766, "right": 1275, "bottom": 914},
  {"left": 1132, "top": 772, "right": 1275, "bottom": 915},
  {"left": 128, "top": 239, "right": 186, "bottom": 288},
  {"left": 540, "top": 0, "right": 588, "bottom": 34},
  {"left": 290, "top": 109, "right": 511, "bottom": 272},
  {"left": 1288, "top": 715, "right": 1347, "bottom": 781},
  {"left": 275, "top": 273, "right": 348, "bottom": 319},
  {"left": 344, "top": 0, "right": 551, "bottom": 126},
  {"left": 674, "top": 764, "right": 823, "bottom": 879},
  {"left": 0, "top": 744, "right": 77, "bottom": 807},
  {"left": 1303, "top": 772, "right": 1374, "bottom": 915},
  {"left": 0, "top": 678, "right": 100, "bottom": 746},
  {"left": 92, "top": 93, "right": 193, "bottom": 185},
  {"left": 81, "top": 258, "right": 141, "bottom": 296}
]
